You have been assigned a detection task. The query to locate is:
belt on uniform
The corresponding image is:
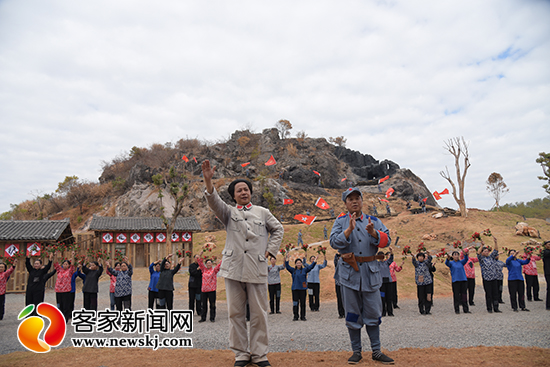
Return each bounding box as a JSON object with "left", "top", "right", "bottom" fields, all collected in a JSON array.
[{"left": 356, "top": 254, "right": 385, "bottom": 262}]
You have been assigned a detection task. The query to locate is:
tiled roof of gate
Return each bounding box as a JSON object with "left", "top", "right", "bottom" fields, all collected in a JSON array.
[
  {"left": 89, "top": 216, "right": 202, "bottom": 232},
  {"left": 0, "top": 219, "right": 72, "bottom": 241}
]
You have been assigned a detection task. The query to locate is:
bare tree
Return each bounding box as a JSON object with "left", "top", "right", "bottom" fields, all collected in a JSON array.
[
  {"left": 276, "top": 119, "right": 292, "bottom": 139},
  {"left": 152, "top": 166, "right": 189, "bottom": 254},
  {"left": 329, "top": 136, "right": 347, "bottom": 147},
  {"left": 486, "top": 172, "right": 509, "bottom": 210},
  {"left": 440, "top": 137, "right": 471, "bottom": 217}
]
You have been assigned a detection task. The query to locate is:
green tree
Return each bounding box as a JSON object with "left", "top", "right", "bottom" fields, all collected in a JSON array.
[
  {"left": 536, "top": 152, "right": 550, "bottom": 195},
  {"left": 486, "top": 172, "right": 509, "bottom": 210}
]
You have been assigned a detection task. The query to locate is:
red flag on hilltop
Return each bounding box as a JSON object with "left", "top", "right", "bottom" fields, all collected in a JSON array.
[
  {"left": 433, "top": 191, "right": 442, "bottom": 200},
  {"left": 423, "top": 197, "right": 428, "bottom": 202},
  {"left": 440, "top": 188, "right": 449, "bottom": 195},
  {"left": 265, "top": 155, "right": 276, "bottom": 166},
  {"left": 380, "top": 198, "right": 389, "bottom": 203},
  {"left": 385, "top": 187, "right": 394, "bottom": 198},
  {"left": 315, "top": 197, "right": 330, "bottom": 210},
  {"left": 182, "top": 155, "right": 189, "bottom": 163},
  {"left": 294, "top": 214, "right": 316, "bottom": 225},
  {"left": 193, "top": 157, "right": 197, "bottom": 163},
  {"left": 313, "top": 170, "right": 320, "bottom": 176},
  {"left": 341, "top": 177, "right": 347, "bottom": 182},
  {"left": 283, "top": 198, "right": 294, "bottom": 205},
  {"left": 379, "top": 175, "right": 389, "bottom": 184},
  {"left": 241, "top": 162, "right": 251, "bottom": 168}
]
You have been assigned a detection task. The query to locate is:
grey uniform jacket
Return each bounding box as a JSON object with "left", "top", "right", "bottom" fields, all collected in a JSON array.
[
  {"left": 330, "top": 212, "right": 391, "bottom": 292},
  {"left": 205, "top": 188, "right": 284, "bottom": 284}
]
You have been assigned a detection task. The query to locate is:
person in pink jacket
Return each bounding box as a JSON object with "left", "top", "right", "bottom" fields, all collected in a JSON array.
[
  {"left": 522, "top": 253, "right": 542, "bottom": 302},
  {"left": 0, "top": 259, "right": 18, "bottom": 320},
  {"left": 460, "top": 248, "right": 479, "bottom": 306},
  {"left": 53, "top": 251, "right": 76, "bottom": 322},
  {"left": 197, "top": 257, "right": 222, "bottom": 323},
  {"left": 105, "top": 262, "right": 120, "bottom": 310},
  {"left": 389, "top": 258, "right": 404, "bottom": 309}
]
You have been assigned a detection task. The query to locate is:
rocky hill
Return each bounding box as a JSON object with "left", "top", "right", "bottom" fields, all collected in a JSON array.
[{"left": 88, "top": 128, "right": 436, "bottom": 231}]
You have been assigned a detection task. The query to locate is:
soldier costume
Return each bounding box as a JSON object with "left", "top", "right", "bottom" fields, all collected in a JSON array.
[{"left": 330, "top": 187, "right": 394, "bottom": 365}]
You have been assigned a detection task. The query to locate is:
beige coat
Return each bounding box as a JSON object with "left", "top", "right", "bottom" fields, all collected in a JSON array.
[{"left": 205, "top": 188, "right": 284, "bottom": 284}]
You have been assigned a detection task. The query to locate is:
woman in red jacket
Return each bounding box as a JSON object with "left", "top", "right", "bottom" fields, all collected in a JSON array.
[{"left": 198, "top": 257, "right": 222, "bottom": 323}]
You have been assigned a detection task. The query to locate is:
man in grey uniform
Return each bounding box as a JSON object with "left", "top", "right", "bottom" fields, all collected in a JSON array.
[
  {"left": 202, "top": 160, "right": 284, "bottom": 367},
  {"left": 330, "top": 187, "right": 394, "bottom": 365}
]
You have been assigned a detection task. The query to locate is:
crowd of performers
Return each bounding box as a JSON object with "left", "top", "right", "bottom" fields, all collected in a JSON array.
[{"left": 1, "top": 169, "right": 550, "bottom": 366}]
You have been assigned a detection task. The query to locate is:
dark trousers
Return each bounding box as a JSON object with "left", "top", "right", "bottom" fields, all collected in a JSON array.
[
  {"left": 497, "top": 279, "right": 504, "bottom": 303},
  {"left": 508, "top": 280, "right": 526, "bottom": 310},
  {"left": 83, "top": 292, "right": 98, "bottom": 311},
  {"left": 380, "top": 281, "right": 393, "bottom": 316},
  {"left": 0, "top": 294, "right": 4, "bottom": 320},
  {"left": 388, "top": 281, "right": 398, "bottom": 307},
  {"left": 308, "top": 282, "right": 320, "bottom": 311},
  {"left": 69, "top": 292, "right": 75, "bottom": 319},
  {"left": 482, "top": 279, "right": 500, "bottom": 312},
  {"left": 467, "top": 278, "right": 476, "bottom": 305},
  {"left": 452, "top": 281, "right": 469, "bottom": 312},
  {"left": 158, "top": 289, "right": 174, "bottom": 310},
  {"left": 525, "top": 274, "right": 540, "bottom": 301},
  {"left": 201, "top": 291, "right": 216, "bottom": 321},
  {"left": 188, "top": 286, "right": 202, "bottom": 315},
  {"left": 292, "top": 289, "right": 307, "bottom": 319},
  {"left": 26, "top": 289, "right": 45, "bottom": 314},
  {"left": 335, "top": 284, "right": 345, "bottom": 317},
  {"left": 148, "top": 290, "right": 158, "bottom": 309},
  {"left": 545, "top": 274, "right": 550, "bottom": 309},
  {"left": 416, "top": 283, "right": 433, "bottom": 314},
  {"left": 268, "top": 283, "right": 281, "bottom": 313},
  {"left": 115, "top": 294, "right": 132, "bottom": 311},
  {"left": 56, "top": 292, "right": 73, "bottom": 321}
]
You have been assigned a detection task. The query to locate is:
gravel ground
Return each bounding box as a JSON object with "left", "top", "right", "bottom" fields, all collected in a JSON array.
[{"left": 1, "top": 279, "right": 548, "bottom": 355}]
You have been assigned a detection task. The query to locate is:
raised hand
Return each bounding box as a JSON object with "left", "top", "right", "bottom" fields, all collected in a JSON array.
[{"left": 366, "top": 217, "right": 379, "bottom": 239}]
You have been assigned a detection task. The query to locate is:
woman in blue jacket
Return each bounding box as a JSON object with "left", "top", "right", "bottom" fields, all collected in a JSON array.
[
  {"left": 285, "top": 254, "right": 316, "bottom": 321},
  {"left": 506, "top": 250, "right": 530, "bottom": 312},
  {"left": 148, "top": 260, "right": 161, "bottom": 309},
  {"left": 445, "top": 247, "right": 473, "bottom": 314}
]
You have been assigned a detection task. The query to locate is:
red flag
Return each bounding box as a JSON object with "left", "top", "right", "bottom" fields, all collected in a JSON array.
[
  {"left": 313, "top": 170, "right": 320, "bottom": 176},
  {"left": 182, "top": 155, "right": 189, "bottom": 162},
  {"left": 241, "top": 162, "right": 251, "bottom": 167},
  {"left": 385, "top": 187, "right": 394, "bottom": 198},
  {"left": 265, "top": 155, "right": 276, "bottom": 166},
  {"left": 433, "top": 191, "right": 442, "bottom": 200},
  {"left": 294, "top": 214, "right": 316, "bottom": 225},
  {"left": 193, "top": 157, "right": 197, "bottom": 163},
  {"left": 283, "top": 199, "right": 294, "bottom": 205},
  {"left": 341, "top": 177, "right": 347, "bottom": 182},
  {"left": 337, "top": 212, "right": 347, "bottom": 218},
  {"left": 315, "top": 197, "right": 330, "bottom": 210},
  {"left": 422, "top": 197, "right": 428, "bottom": 202},
  {"left": 378, "top": 175, "right": 389, "bottom": 184},
  {"left": 380, "top": 198, "right": 389, "bottom": 203},
  {"left": 440, "top": 188, "right": 449, "bottom": 195}
]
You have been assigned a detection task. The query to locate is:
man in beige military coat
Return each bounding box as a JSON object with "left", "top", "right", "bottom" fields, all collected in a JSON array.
[{"left": 202, "top": 160, "right": 284, "bottom": 367}]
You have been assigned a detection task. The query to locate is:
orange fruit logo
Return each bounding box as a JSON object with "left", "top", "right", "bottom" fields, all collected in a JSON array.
[{"left": 17, "top": 303, "right": 67, "bottom": 353}]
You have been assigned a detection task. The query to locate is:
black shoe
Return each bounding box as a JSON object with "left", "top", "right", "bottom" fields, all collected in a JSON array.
[
  {"left": 234, "top": 360, "right": 251, "bottom": 367},
  {"left": 464, "top": 311, "right": 471, "bottom": 314},
  {"left": 339, "top": 315, "right": 345, "bottom": 318},
  {"left": 252, "top": 360, "right": 271, "bottom": 367},
  {"left": 393, "top": 305, "right": 400, "bottom": 309},
  {"left": 487, "top": 309, "right": 493, "bottom": 313},
  {"left": 301, "top": 317, "right": 307, "bottom": 321},
  {"left": 348, "top": 352, "right": 362, "bottom": 364},
  {"left": 521, "top": 308, "right": 530, "bottom": 312},
  {"left": 388, "top": 313, "right": 394, "bottom": 317},
  {"left": 425, "top": 312, "right": 431, "bottom": 315},
  {"left": 455, "top": 311, "right": 460, "bottom": 314},
  {"left": 293, "top": 317, "right": 299, "bottom": 321},
  {"left": 494, "top": 310, "right": 502, "bottom": 313},
  {"left": 198, "top": 319, "right": 206, "bottom": 323},
  {"left": 276, "top": 311, "right": 282, "bottom": 314},
  {"left": 469, "top": 302, "right": 475, "bottom": 306},
  {"left": 269, "top": 311, "right": 274, "bottom": 315},
  {"left": 499, "top": 301, "right": 505, "bottom": 304},
  {"left": 513, "top": 309, "right": 518, "bottom": 312},
  {"left": 534, "top": 299, "right": 543, "bottom": 302},
  {"left": 372, "top": 350, "right": 394, "bottom": 364},
  {"left": 527, "top": 299, "right": 532, "bottom": 302},
  {"left": 210, "top": 319, "right": 215, "bottom": 322}
]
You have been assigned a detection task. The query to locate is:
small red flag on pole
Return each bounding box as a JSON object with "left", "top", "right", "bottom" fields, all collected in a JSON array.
[{"left": 265, "top": 155, "right": 277, "bottom": 166}]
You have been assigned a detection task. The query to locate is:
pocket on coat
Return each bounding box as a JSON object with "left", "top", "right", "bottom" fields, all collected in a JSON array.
[
  {"left": 221, "top": 249, "right": 233, "bottom": 273},
  {"left": 252, "top": 220, "right": 266, "bottom": 237},
  {"left": 258, "top": 254, "right": 268, "bottom": 276},
  {"left": 229, "top": 215, "right": 244, "bottom": 231}
]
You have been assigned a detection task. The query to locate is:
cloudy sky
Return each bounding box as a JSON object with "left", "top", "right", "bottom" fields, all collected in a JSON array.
[{"left": 1, "top": 0, "right": 549, "bottom": 214}]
